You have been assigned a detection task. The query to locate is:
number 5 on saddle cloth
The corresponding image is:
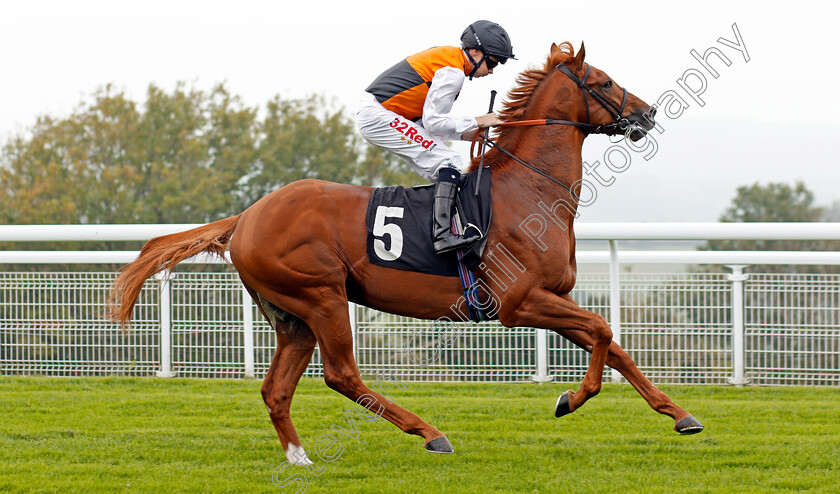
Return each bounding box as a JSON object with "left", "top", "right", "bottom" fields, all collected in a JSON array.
[{"left": 365, "top": 168, "right": 493, "bottom": 321}]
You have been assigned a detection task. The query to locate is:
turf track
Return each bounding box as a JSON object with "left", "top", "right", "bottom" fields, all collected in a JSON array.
[{"left": 1, "top": 377, "right": 838, "bottom": 493}]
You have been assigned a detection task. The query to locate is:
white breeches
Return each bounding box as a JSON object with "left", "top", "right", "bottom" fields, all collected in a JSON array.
[{"left": 355, "top": 92, "right": 461, "bottom": 183}]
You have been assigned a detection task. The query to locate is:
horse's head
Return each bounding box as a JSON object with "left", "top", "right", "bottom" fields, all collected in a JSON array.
[{"left": 540, "top": 42, "right": 656, "bottom": 141}]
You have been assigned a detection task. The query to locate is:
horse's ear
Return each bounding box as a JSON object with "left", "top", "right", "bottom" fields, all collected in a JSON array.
[{"left": 573, "top": 41, "right": 586, "bottom": 68}]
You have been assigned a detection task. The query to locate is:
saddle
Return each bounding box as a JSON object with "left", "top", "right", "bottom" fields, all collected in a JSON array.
[{"left": 364, "top": 168, "right": 492, "bottom": 278}]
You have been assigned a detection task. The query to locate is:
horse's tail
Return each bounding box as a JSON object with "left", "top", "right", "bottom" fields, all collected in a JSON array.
[{"left": 107, "top": 214, "right": 243, "bottom": 330}]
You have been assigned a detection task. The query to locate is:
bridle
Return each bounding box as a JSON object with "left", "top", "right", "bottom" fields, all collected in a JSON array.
[
  {"left": 555, "top": 63, "right": 630, "bottom": 133},
  {"left": 494, "top": 62, "right": 632, "bottom": 134},
  {"left": 472, "top": 62, "right": 644, "bottom": 195}
]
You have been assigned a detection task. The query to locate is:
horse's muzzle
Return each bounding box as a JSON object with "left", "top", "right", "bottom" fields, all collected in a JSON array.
[
  {"left": 643, "top": 105, "right": 657, "bottom": 125},
  {"left": 627, "top": 105, "right": 657, "bottom": 141}
]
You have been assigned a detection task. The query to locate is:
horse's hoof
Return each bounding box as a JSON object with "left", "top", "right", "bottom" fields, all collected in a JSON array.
[
  {"left": 674, "top": 415, "right": 704, "bottom": 435},
  {"left": 554, "top": 391, "right": 572, "bottom": 418},
  {"left": 424, "top": 436, "right": 454, "bottom": 454}
]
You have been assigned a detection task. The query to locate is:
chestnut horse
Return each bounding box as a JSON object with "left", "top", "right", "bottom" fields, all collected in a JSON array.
[{"left": 108, "top": 42, "right": 703, "bottom": 464}]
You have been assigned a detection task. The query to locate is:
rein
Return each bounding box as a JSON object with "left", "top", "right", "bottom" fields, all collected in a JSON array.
[
  {"left": 471, "top": 62, "right": 634, "bottom": 195},
  {"left": 471, "top": 136, "right": 574, "bottom": 194}
]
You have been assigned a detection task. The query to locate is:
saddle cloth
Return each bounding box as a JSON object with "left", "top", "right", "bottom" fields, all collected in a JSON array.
[{"left": 364, "top": 168, "right": 492, "bottom": 277}]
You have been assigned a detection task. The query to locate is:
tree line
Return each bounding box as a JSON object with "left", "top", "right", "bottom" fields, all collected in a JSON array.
[
  {"left": 0, "top": 83, "right": 425, "bottom": 268},
  {"left": 0, "top": 83, "right": 422, "bottom": 227},
  {"left": 700, "top": 181, "right": 840, "bottom": 274}
]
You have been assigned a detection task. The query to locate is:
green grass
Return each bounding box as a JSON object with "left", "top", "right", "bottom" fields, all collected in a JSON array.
[{"left": 1, "top": 377, "right": 839, "bottom": 493}]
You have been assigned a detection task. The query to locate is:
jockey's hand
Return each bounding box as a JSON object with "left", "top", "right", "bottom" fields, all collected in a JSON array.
[
  {"left": 475, "top": 112, "right": 502, "bottom": 128},
  {"left": 461, "top": 129, "right": 479, "bottom": 141}
]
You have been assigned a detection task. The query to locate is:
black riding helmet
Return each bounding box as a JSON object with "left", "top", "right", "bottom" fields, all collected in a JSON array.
[{"left": 461, "top": 20, "right": 515, "bottom": 79}]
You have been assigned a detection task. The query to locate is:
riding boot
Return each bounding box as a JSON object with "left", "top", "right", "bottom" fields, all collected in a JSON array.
[{"left": 433, "top": 168, "right": 481, "bottom": 254}]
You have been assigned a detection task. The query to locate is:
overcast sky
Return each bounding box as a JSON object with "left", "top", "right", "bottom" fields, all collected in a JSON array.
[{"left": 2, "top": 0, "right": 838, "bottom": 222}]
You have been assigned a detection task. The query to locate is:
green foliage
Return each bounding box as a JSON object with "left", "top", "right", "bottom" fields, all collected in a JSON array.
[
  {"left": 1, "top": 377, "right": 839, "bottom": 493},
  {"left": 236, "top": 95, "right": 423, "bottom": 210},
  {"left": 356, "top": 143, "right": 426, "bottom": 189},
  {"left": 1, "top": 84, "right": 249, "bottom": 225},
  {"left": 0, "top": 83, "right": 425, "bottom": 270},
  {"left": 0, "top": 83, "right": 424, "bottom": 228},
  {"left": 720, "top": 181, "right": 821, "bottom": 223},
  {"left": 705, "top": 181, "right": 822, "bottom": 251},
  {"left": 701, "top": 181, "right": 840, "bottom": 273}
]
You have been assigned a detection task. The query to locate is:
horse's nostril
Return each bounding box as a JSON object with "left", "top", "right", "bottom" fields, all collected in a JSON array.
[{"left": 646, "top": 105, "right": 657, "bottom": 119}]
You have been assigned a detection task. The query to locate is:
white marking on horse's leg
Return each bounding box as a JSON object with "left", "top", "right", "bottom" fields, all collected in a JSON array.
[{"left": 285, "top": 443, "right": 313, "bottom": 466}]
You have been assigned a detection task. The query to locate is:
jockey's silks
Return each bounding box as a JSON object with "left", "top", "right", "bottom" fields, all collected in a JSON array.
[{"left": 366, "top": 46, "right": 470, "bottom": 121}]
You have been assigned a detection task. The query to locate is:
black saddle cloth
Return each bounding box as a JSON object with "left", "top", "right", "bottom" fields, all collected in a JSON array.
[{"left": 364, "top": 168, "right": 492, "bottom": 277}]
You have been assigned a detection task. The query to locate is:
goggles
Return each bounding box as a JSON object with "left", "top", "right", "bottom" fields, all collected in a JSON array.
[{"left": 485, "top": 56, "right": 506, "bottom": 70}]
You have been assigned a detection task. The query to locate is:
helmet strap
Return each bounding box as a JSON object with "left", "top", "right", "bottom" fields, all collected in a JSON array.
[{"left": 464, "top": 49, "right": 487, "bottom": 81}]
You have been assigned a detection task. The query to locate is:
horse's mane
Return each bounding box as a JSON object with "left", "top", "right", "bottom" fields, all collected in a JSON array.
[
  {"left": 497, "top": 42, "right": 576, "bottom": 124},
  {"left": 469, "top": 42, "right": 577, "bottom": 170}
]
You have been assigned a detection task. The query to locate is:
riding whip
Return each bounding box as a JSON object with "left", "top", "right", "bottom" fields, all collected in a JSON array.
[{"left": 475, "top": 89, "right": 496, "bottom": 197}]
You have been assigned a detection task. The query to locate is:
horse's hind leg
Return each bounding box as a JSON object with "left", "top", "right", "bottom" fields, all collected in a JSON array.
[
  {"left": 555, "top": 328, "right": 704, "bottom": 434},
  {"left": 304, "top": 296, "right": 454, "bottom": 453},
  {"left": 248, "top": 288, "right": 318, "bottom": 465}
]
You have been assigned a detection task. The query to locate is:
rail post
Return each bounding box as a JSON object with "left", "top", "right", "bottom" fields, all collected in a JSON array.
[
  {"left": 242, "top": 284, "right": 255, "bottom": 378},
  {"left": 726, "top": 265, "right": 750, "bottom": 386},
  {"left": 154, "top": 270, "right": 176, "bottom": 377},
  {"left": 349, "top": 302, "right": 358, "bottom": 363},
  {"left": 531, "top": 328, "right": 552, "bottom": 382},
  {"left": 608, "top": 240, "right": 622, "bottom": 383}
]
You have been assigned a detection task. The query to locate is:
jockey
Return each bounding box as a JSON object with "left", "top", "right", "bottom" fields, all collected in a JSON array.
[{"left": 356, "top": 20, "right": 515, "bottom": 254}]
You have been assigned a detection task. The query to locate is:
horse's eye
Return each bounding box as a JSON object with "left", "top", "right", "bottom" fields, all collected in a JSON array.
[{"left": 603, "top": 80, "right": 613, "bottom": 90}]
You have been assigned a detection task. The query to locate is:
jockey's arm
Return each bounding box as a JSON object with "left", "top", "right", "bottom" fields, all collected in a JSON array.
[{"left": 422, "top": 67, "right": 480, "bottom": 140}]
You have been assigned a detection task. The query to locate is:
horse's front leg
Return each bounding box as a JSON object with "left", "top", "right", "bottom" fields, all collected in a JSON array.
[
  {"left": 556, "top": 328, "right": 704, "bottom": 433},
  {"left": 500, "top": 289, "right": 612, "bottom": 414}
]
